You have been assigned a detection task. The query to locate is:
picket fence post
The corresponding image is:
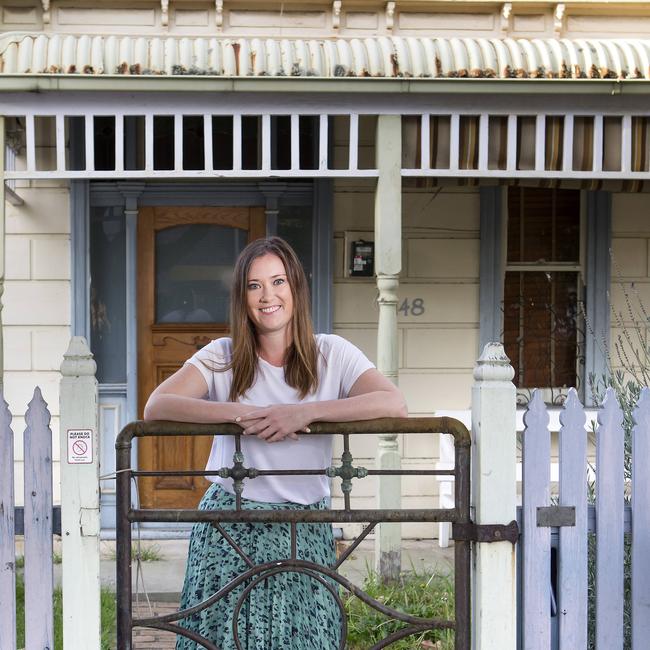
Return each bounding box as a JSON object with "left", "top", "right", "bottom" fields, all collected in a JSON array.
[
  {"left": 60, "top": 336, "right": 101, "bottom": 650},
  {"left": 0, "top": 394, "right": 15, "bottom": 650},
  {"left": 631, "top": 387, "right": 650, "bottom": 648},
  {"left": 24, "top": 387, "right": 54, "bottom": 650},
  {"left": 558, "top": 388, "right": 588, "bottom": 649},
  {"left": 596, "top": 388, "right": 625, "bottom": 650},
  {"left": 471, "top": 342, "right": 517, "bottom": 650},
  {"left": 522, "top": 390, "right": 551, "bottom": 650}
]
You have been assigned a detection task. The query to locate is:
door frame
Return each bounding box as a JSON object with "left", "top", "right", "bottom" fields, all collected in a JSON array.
[{"left": 75, "top": 180, "right": 331, "bottom": 532}]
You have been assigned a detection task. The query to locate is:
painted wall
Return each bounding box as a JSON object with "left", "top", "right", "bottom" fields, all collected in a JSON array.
[
  {"left": 5, "top": 175, "right": 71, "bottom": 506},
  {"left": 609, "top": 193, "right": 650, "bottom": 381},
  {"left": 331, "top": 177, "right": 480, "bottom": 537},
  {"left": 2, "top": 0, "right": 650, "bottom": 40}
]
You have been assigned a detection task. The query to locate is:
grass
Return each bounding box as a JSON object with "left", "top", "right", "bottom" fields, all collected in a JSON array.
[
  {"left": 15, "top": 573, "right": 116, "bottom": 650},
  {"left": 15, "top": 551, "right": 61, "bottom": 568},
  {"left": 344, "top": 569, "right": 455, "bottom": 650},
  {"left": 106, "top": 542, "right": 164, "bottom": 563},
  {"left": 12, "top": 556, "right": 452, "bottom": 650}
]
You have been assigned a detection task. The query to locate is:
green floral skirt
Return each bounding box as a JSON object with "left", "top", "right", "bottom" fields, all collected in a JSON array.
[{"left": 175, "top": 483, "right": 340, "bottom": 650}]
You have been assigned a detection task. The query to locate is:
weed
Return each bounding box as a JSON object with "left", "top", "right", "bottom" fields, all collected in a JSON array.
[
  {"left": 344, "top": 570, "right": 454, "bottom": 650},
  {"left": 106, "top": 543, "right": 164, "bottom": 562},
  {"left": 15, "top": 573, "right": 116, "bottom": 650},
  {"left": 15, "top": 552, "right": 62, "bottom": 568}
]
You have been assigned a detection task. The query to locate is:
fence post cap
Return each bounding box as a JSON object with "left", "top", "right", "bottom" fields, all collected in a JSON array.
[
  {"left": 60, "top": 336, "right": 97, "bottom": 377},
  {"left": 473, "top": 342, "right": 515, "bottom": 382}
]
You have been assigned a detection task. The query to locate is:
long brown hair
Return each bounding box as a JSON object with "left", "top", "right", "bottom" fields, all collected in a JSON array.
[{"left": 224, "top": 236, "right": 319, "bottom": 401}]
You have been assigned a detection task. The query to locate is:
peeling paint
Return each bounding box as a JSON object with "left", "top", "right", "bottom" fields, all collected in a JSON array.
[
  {"left": 1, "top": 35, "right": 649, "bottom": 80},
  {"left": 390, "top": 52, "right": 399, "bottom": 77},
  {"left": 232, "top": 42, "right": 240, "bottom": 76}
]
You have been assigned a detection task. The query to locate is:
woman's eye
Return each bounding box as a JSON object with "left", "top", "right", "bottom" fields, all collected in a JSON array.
[
  {"left": 247, "top": 283, "right": 260, "bottom": 290},
  {"left": 273, "top": 278, "right": 285, "bottom": 285}
]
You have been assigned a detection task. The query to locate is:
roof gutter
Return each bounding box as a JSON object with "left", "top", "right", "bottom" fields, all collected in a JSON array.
[{"left": 0, "top": 74, "right": 649, "bottom": 95}]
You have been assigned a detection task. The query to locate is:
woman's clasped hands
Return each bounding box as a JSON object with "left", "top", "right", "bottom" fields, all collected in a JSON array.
[{"left": 235, "top": 404, "right": 312, "bottom": 443}]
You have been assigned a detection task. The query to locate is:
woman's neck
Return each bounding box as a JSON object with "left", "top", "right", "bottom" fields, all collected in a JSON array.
[{"left": 257, "top": 330, "right": 292, "bottom": 367}]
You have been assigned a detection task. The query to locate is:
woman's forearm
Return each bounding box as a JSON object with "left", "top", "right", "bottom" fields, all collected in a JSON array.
[
  {"left": 143, "top": 394, "right": 255, "bottom": 423},
  {"left": 304, "top": 390, "right": 408, "bottom": 423}
]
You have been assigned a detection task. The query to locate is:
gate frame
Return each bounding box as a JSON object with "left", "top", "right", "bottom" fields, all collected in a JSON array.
[{"left": 115, "top": 417, "right": 472, "bottom": 650}]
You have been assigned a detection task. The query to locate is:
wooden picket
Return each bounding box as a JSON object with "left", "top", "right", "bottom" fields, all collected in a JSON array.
[
  {"left": 522, "top": 390, "right": 551, "bottom": 650},
  {"left": 0, "top": 388, "right": 55, "bottom": 650},
  {"left": 557, "top": 388, "right": 588, "bottom": 650},
  {"left": 519, "top": 385, "right": 650, "bottom": 650},
  {"left": 595, "top": 388, "right": 625, "bottom": 650},
  {"left": 23, "top": 387, "right": 55, "bottom": 650},
  {"left": 0, "top": 393, "right": 15, "bottom": 650},
  {"left": 631, "top": 388, "right": 650, "bottom": 649}
]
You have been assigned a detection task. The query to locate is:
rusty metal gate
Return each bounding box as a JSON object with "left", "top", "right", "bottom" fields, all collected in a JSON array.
[{"left": 116, "top": 417, "right": 477, "bottom": 649}]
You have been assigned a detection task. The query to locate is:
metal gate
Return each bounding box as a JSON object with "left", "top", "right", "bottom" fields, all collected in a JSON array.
[{"left": 116, "top": 417, "right": 472, "bottom": 649}]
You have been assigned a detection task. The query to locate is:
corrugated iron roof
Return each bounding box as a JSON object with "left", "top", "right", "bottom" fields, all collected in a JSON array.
[{"left": 1, "top": 33, "right": 649, "bottom": 79}]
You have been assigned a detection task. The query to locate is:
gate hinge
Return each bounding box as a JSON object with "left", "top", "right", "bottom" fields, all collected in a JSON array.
[{"left": 452, "top": 520, "right": 519, "bottom": 544}]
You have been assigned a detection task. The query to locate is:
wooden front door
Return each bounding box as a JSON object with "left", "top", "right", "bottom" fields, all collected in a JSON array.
[{"left": 137, "top": 206, "right": 265, "bottom": 509}]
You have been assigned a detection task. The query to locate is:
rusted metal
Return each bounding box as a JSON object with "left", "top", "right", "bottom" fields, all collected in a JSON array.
[
  {"left": 452, "top": 521, "right": 520, "bottom": 544},
  {"left": 116, "top": 417, "right": 473, "bottom": 649},
  {"left": 5, "top": 35, "right": 649, "bottom": 80}
]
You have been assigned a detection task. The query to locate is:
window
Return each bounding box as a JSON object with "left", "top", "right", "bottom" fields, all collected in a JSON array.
[{"left": 503, "top": 188, "right": 583, "bottom": 393}]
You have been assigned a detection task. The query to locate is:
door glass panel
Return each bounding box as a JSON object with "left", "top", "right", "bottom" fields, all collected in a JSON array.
[
  {"left": 155, "top": 225, "right": 247, "bottom": 324},
  {"left": 90, "top": 205, "right": 126, "bottom": 383}
]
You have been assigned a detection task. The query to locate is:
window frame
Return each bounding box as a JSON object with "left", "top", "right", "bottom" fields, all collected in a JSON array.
[{"left": 479, "top": 186, "right": 610, "bottom": 406}]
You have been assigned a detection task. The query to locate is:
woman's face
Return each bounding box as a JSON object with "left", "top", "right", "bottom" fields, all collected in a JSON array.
[{"left": 246, "top": 253, "right": 294, "bottom": 337}]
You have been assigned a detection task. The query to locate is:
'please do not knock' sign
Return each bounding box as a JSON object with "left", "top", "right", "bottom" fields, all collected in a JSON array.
[{"left": 67, "top": 429, "right": 93, "bottom": 464}]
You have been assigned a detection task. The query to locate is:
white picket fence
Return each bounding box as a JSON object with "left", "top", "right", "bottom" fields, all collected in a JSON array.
[
  {"left": 0, "top": 337, "right": 101, "bottom": 650},
  {"left": 521, "top": 386, "right": 650, "bottom": 650},
  {"left": 0, "top": 387, "right": 56, "bottom": 650},
  {"left": 2, "top": 339, "right": 649, "bottom": 650}
]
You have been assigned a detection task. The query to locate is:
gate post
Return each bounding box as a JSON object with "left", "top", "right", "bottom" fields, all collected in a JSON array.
[
  {"left": 471, "top": 342, "right": 517, "bottom": 650},
  {"left": 60, "top": 337, "right": 101, "bottom": 650}
]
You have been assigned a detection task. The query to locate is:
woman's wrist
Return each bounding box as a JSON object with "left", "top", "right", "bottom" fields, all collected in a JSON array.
[{"left": 301, "top": 400, "right": 324, "bottom": 423}]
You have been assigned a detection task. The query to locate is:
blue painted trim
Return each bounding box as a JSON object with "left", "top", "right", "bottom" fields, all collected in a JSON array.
[
  {"left": 479, "top": 186, "right": 504, "bottom": 355},
  {"left": 584, "top": 191, "right": 611, "bottom": 406},
  {"left": 70, "top": 180, "right": 90, "bottom": 340},
  {"left": 312, "top": 179, "right": 333, "bottom": 334}
]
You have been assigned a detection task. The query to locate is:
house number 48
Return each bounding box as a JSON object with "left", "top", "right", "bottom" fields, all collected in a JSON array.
[{"left": 398, "top": 298, "right": 425, "bottom": 316}]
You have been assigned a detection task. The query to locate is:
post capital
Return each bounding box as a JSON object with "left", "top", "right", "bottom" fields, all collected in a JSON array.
[
  {"left": 473, "top": 342, "right": 515, "bottom": 382},
  {"left": 61, "top": 336, "right": 97, "bottom": 378}
]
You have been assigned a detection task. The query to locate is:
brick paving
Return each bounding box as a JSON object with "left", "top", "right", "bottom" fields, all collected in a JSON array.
[{"left": 133, "top": 600, "right": 180, "bottom": 649}]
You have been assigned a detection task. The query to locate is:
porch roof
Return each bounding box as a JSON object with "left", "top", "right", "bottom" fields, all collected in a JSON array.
[{"left": 2, "top": 33, "right": 650, "bottom": 81}]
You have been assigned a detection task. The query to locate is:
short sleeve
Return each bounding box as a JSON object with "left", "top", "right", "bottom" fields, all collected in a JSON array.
[
  {"left": 326, "top": 335, "right": 375, "bottom": 397},
  {"left": 184, "top": 338, "right": 231, "bottom": 399}
]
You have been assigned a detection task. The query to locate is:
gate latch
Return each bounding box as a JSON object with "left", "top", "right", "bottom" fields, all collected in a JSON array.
[{"left": 452, "top": 520, "right": 519, "bottom": 544}]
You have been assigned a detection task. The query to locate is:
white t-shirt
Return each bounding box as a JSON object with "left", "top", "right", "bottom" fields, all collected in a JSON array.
[{"left": 186, "top": 334, "right": 375, "bottom": 505}]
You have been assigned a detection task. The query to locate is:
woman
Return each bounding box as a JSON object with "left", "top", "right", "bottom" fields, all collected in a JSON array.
[{"left": 144, "top": 236, "right": 407, "bottom": 650}]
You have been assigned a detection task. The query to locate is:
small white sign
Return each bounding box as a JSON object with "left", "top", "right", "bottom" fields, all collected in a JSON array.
[{"left": 67, "top": 429, "right": 93, "bottom": 464}]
